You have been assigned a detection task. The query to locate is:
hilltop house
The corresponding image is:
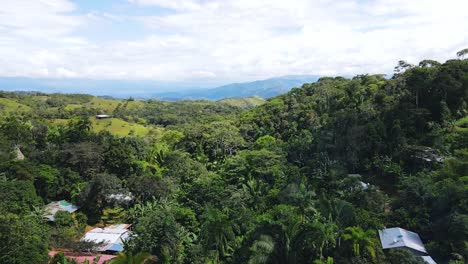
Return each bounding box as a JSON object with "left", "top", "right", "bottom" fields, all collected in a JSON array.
[
  {"left": 95, "top": 114, "right": 111, "bottom": 119},
  {"left": 378, "top": 227, "right": 437, "bottom": 264},
  {"left": 44, "top": 200, "right": 79, "bottom": 221}
]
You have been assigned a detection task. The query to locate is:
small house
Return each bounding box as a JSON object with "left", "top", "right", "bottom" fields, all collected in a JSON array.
[
  {"left": 96, "top": 114, "right": 111, "bottom": 119},
  {"left": 379, "top": 227, "right": 437, "bottom": 263},
  {"left": 82, "top": 224, "right": 131, "bottom": 252},
  {"left": 44, "top": 200, "right": 79, "bottom": 221}
]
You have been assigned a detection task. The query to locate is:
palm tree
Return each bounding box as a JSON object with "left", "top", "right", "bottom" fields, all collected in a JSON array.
[
  {"left": 342, "top": 226, "right": 377, "bottom": 259},
  {"left": 108, "top": 252, "right": 157, "bottom": 264},
  {"left": 200, "top": 208, "right": 237, "bottom": 262},
  {"left": 310, "top": 220, "right": 338, "bottom": 259},
  {"left": 248, "top": 219, "right": 337, "bottom": 264},
  {"left": 248, "top": 235, "right": 275, "bottom": 264}
]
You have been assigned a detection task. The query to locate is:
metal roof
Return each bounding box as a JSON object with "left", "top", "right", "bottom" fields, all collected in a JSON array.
[
  {"left": 421, "top": 256, "right": 437, "bottom": 264},
  {"left": 82, "top": 224, "right": 131, "bottom": 252},
  {"left": 44, "top": 200, "right": 79, "bottom": 221},
  {"left": 378, "top": 227, "right": 427, "bottom": 254}
]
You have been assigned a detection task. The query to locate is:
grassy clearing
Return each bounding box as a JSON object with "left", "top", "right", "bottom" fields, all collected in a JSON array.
[
  {"left": 0, "top": 98, "right": 32, "bottom": 115},
  {"left": 217, "top": 96, "right": 266, "bottom": 108},
  {"left": 88, "top": 98, "right": 121, "bottom": 112},
  {"left": 91, "top": 117, "right": 151, "bottom": 136},
  {"left": 49, "top": 117, "right": 163, "bottom": 137}
]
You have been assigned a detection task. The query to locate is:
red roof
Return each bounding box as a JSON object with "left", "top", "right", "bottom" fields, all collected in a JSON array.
[{"left": 49, "top": 251, "right": 117, "bottom": 264}]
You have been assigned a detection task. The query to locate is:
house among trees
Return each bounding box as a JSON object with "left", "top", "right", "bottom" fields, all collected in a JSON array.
[
  {"left": 96, "top": 114, "right": 111, "bottom": 119},
  {"left": 378, "top": 227, "right": 437, "bottom": 264},
  {"left": 81, "top": 224, "right": 131, "bottom": 252},
  {"left": 44, "top": 200, "right": 79, "bottom": 221}
]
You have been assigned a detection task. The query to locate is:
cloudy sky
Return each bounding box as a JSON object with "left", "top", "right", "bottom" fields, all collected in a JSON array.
[{"left": 1, "top": 0, "right": 467, "bottom": 85}]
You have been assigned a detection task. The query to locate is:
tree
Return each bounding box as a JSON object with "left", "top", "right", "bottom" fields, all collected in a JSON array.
[
  {"left": 103, "top": 138, "right": 137, "bottom": 177},
  {"left": 385, "top": 249, "right": 425, "bottom": 264},
  {"left": 394, "top": 60, "right": 414, "bottom": 74},
  {"left": 128, "top": 201, "right": 187, "bottom": 263},
  {"left": 0, "top": 116, "right": 33, "bottom": 146},
  {"left": 456, "top": 48, "right": 468, "bottom": 59},
  {"left": 108, "top": 252, "right": 157, "bottom": 264},
  {"left": 342, "top": 226, "right": 378, "bottom": 259},
  {"left": 200, "top": 207, "right": 237, "bottom": 262},
  {"left": 248, "top": 234, "right": 275, "bottom": 264},
  {"left": 0, "top": 179, "right": 42, "bottom": 214},
  {"left": 0, "top": 213, "right": 50, "bottom": 264},
  {"left": 202, "top": 120, "right": 245, "bottom": 162},
  {"left": 66, "top": 117, "right": 92, "bottom": 142}
]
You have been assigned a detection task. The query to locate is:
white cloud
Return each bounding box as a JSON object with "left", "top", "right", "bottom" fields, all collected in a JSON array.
[{"left": 0, "top": 0, "right": 466, "bottom": 83}]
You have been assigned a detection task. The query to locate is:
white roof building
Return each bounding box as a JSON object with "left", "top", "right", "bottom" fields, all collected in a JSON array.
[
  {"left": 82, "top": 224, "right": 131, "bottom": 252},
  {"left": 379, "top": 227, "right": 437, "bottom": 264},
  {"left": 379, "top": 227, "right": 427, "bottom": 254},
  {"left": 96, "top": 114, "right": 111, "bottom": 119},
  {"left": 421, "top": 256, "right": 437, "bottom": 264}
]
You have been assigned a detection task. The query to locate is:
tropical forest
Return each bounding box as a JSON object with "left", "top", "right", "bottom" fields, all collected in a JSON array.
[{"left": 0, "top": 55, "right": 467, "bottom": 264}]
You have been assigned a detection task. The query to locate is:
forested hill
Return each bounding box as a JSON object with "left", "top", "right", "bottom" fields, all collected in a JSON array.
[{"left": 0, "top": 57, "right": 467, "bottom": 264}]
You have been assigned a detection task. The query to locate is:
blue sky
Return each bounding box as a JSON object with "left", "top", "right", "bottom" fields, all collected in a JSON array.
[{"left": 0, "top": 0, "right": 466, "bottom": 87}]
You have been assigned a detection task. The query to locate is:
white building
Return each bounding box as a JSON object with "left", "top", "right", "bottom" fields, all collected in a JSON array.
[
  {"left": 378, "top": 227, "right": 437, "bottom": 264},
  {"left": 82, "top": 224, "right": 131, "bottom": 252}
]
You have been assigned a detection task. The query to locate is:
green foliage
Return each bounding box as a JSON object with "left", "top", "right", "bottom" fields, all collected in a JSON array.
[
  {"left": 342, "top": 226, "right": 378, "bottom": 259},
  {"left": 0, "top": 213, "right": 50, "bottom": 264},
  {"left": 385, "top": 249, "right": 425, "bottom": 264},
  {"left": 218, "top": 96, "right": 266, "bottom": 109},
  {"left": 0, "top": 57, "right": 466, "bottom": 264},
  {"left": 54, "top": 211, "right": 74, "bottom": 227},
  {"left": 108, "top": 251, "right": 157, "bottom": 264},
  {"left": 0, "top": 180, "right": 42, "bottom": 214}
]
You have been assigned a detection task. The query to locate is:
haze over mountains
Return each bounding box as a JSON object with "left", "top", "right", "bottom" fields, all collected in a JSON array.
[{"left": 0, "top": 75, "right": 320, "bottom": 100}]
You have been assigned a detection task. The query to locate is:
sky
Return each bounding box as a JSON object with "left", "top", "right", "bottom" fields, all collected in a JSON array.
[{"left": 0, "top": 0, "right": 467, "bottom": 86}]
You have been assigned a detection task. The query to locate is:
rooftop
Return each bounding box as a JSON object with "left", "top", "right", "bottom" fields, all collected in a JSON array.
[
  {"left": 82, "top": 224, "right": 131, "bottom": 252},
  {"left": 48, "top": 251, "right": 117, "bottom": 264},
  {"left": 44, "top": 200, "right": 79, "bottom": 221},
  {"left": 378, "top": 227, "right": 427, "bottom": 254},
  {"left": 421, "top": 256, "right": 437, "bottom": 264}
]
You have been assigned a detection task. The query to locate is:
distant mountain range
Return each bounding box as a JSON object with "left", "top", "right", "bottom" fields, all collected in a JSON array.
[
  {"left": 151, "top": 75, "right": 320, "bottom": 100},
  {"left": 0, "top": 75, "right": 320, "bottom": 100}
]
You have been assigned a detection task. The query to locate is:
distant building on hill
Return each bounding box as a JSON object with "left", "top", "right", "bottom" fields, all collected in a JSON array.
[
  {"left": 379, "top": 227, "right": 437, "bottom": 264},
  {"left": 96, "top": 114, "right": 111, "bottom": 119}
]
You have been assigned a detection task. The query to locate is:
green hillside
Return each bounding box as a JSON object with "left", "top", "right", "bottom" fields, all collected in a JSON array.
[
  {"left": 91, "top": 117, "right": 159, "bottom": 137},
  {"left": 217, "top": 96, "right": 266, "bottom": 108},
  {"left": 0, "top": 97, "right": 31, "bottom": 115},
  {"left": 0, "top": 57, "right": 467, "bottom": 264}
]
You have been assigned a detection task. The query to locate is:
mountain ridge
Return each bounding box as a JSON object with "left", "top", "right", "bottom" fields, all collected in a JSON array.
[{"left": 0, "top": 75, "right": 320, "bottom": 100}]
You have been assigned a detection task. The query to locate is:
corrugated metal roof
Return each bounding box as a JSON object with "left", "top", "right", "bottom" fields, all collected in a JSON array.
[
  {"left": 82, "top": 224, "right": 130, "bottom": 252},
  {"left": 44, "top": 200, "right": 79, "bottom": 221},
  {"left": 421, "top": 256, "right": 437, "bottom": 264},
  {"left": 378, "top": 227, "right": 427, "bottom": 254}
]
